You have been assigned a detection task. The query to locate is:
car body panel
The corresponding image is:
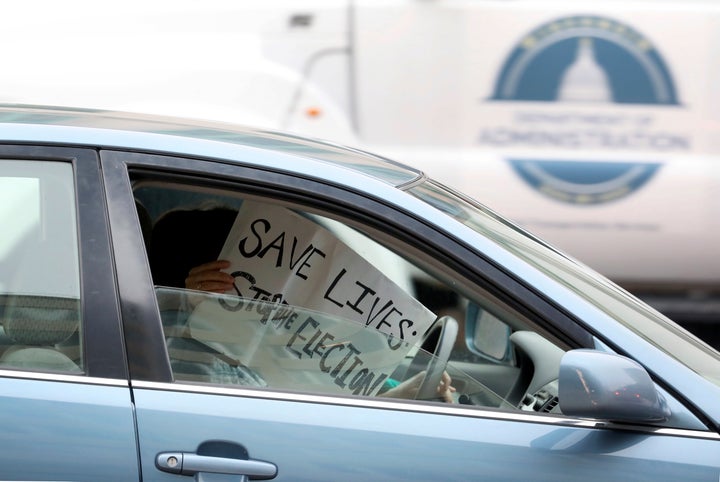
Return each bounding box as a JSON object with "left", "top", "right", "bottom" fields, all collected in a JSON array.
[
  {"left": 133, "top": 383, "right": 719, "bottom": 482},
  {"left": 0, "top": 374, "right": 138, "bottom": 481},
  {"left": 0, "top": 105, "right": 421, "bottom": 186}
]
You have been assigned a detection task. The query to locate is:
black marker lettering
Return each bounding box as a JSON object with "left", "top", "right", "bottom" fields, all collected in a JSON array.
[
  {"left": 238, "top": 219, "right": 270, "bottom": 257},
  {"left": 323, "top": 268, "right": 347, "bottom": 307}
]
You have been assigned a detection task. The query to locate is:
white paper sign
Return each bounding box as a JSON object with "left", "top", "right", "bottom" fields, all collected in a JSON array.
[{"left": 188, "top": 201, "right": 436, "bottom": 395}]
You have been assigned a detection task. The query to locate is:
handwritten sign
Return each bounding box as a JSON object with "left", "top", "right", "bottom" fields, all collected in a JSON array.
[{"left": 188, "top": 201, "right": 436, "bottom": 396}]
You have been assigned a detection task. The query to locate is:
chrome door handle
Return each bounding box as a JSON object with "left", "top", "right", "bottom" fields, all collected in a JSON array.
[{"left": 157, "top": 444, "right": 277, "bottom": 480}]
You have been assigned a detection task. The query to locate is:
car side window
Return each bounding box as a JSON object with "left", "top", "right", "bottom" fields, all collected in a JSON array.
[
  {"left": 0, "top": 161, "right": 83, "bottom": 373},
  {"left": 133, "top": 181, "right": 561, "bottom": 410}
]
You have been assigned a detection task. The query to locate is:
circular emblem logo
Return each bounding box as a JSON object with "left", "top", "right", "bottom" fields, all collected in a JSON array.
[
  {"left": 489, "top": 15, "right": 676, "bottom": 204},
  {"left": 491, "top": 15, "right": 678, "bottom": 104},
  {"left": 509, "top": 159, "right": 661, "bottom": 204}
]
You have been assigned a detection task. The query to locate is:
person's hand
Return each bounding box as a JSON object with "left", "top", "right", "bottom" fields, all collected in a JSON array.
[
  {"left": 185, "top": 260, "right": 235, "bottom": 294},
  {"left": 436, "top": 371, "right": 456, "bottom": 403},
  {"left": 383, "top": 370, "right": 456, "bottom": 403}
]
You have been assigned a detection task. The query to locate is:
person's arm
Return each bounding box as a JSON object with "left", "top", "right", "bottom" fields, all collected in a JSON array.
[{"left": 381, "top": 371, "right": 456, "bottom": 403}]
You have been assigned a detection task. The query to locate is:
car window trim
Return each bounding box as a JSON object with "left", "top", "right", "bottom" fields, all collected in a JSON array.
[
  {"left": 0, "top": 145, "right": 127, "bottom": 379},
  {"left": 133, "top": 379, "right": 720, "bottom": 441},
  {"left": 130, "top": 151, "right": 590, "bottom": 342},
  {"left": 104, "top": 150, "right": 718, "bottom": 431},
  {"left": 102, "top": 149, "right": 592, "bottom": 383},
  {"left": 101, "top": 151, "right": 173, "bottom": 381}
]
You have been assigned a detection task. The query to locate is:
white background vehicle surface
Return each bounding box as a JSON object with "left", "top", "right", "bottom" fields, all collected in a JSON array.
[{"left": 2, "top": 0, "right": 719, "bottom": 331}]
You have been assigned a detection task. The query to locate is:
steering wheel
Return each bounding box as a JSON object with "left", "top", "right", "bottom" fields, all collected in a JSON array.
[{"left": 406, "top": 315, "right": 459, "bottom": 400}]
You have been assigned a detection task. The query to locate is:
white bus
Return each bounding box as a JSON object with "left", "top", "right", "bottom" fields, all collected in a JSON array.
[{"left": 3, "top": 0, "right": 719, "bottom": 339}]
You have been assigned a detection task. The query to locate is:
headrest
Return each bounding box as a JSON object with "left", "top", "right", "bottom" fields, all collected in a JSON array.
[
  {"left": 1, "top": 346, "right": 80, "bottom": 371},
  {"left": 149, "top": 207, "right": 237, "bottom": 288},
  {"left": 3, "top": 295, "right": 79, "bottom": 346}
]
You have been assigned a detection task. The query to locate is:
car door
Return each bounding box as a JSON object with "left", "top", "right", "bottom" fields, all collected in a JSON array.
[
  {"left": 0, "top": 146, "right": 138, "bottom": 481},
  {"left": 102, "top": 150, "right": 720, "bottom": 482}
]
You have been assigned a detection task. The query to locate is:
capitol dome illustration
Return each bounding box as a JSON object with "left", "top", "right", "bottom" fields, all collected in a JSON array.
[
  {"left": 557, "top": 38, "right": 612, "bottom": 103},
  {"left": 490, "top": 15, "right": 678, "bottom": 105}
]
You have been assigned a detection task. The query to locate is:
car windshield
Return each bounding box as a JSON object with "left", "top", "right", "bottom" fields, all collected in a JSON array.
[{"left": 408, "top": 180, "right": 720, "bottom": 387}]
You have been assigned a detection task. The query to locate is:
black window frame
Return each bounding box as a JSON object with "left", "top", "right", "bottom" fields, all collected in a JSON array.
[
  {"left": 0, "top": 145, "right": 127, "bottom": 379},
  {"left": 101, "top": 149, "right": 594, "bottom": 386}
]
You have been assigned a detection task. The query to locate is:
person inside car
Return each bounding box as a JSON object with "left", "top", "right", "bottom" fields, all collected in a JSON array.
[{"left": 144, "top": 202, "right": 455, "bottom": 402}]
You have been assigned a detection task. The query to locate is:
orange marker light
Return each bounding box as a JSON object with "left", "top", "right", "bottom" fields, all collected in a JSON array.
[{"left": 305, "top": 107, "right": 322, "bottom": 118}]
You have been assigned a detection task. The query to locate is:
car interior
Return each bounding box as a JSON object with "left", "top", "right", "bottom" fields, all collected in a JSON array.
[
  {"left": 131, "top": 177, "right": 571, "bottom": 413},
  {"left": 0, "top": 161, "right": 83, "bottom": 373}
]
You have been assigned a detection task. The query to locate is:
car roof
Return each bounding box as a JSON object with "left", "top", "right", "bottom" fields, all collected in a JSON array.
[{"left": 0, "top": 104, "right": 423, "bottom": 187}]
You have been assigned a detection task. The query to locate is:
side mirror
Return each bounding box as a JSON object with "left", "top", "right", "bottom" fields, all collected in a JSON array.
[
  {"left": 465, "top": 303, "right": 512, "bottom": 362},
  {"left": 559, "top": 350, "right": 670, "bottom": 423}
]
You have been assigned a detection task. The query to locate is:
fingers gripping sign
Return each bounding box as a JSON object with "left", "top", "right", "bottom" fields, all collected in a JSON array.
[{"left": 185, "top": 260, "right": 235, "bottom": 293}]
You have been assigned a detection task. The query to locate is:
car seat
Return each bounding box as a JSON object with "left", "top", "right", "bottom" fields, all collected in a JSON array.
[{"left": 0, "top": 295, "right": 81, "bottom": 372}]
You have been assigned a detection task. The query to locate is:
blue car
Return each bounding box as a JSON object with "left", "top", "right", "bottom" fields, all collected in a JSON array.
[{"left": 0, "top": 104, "right": 718, "bottom": 481}]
